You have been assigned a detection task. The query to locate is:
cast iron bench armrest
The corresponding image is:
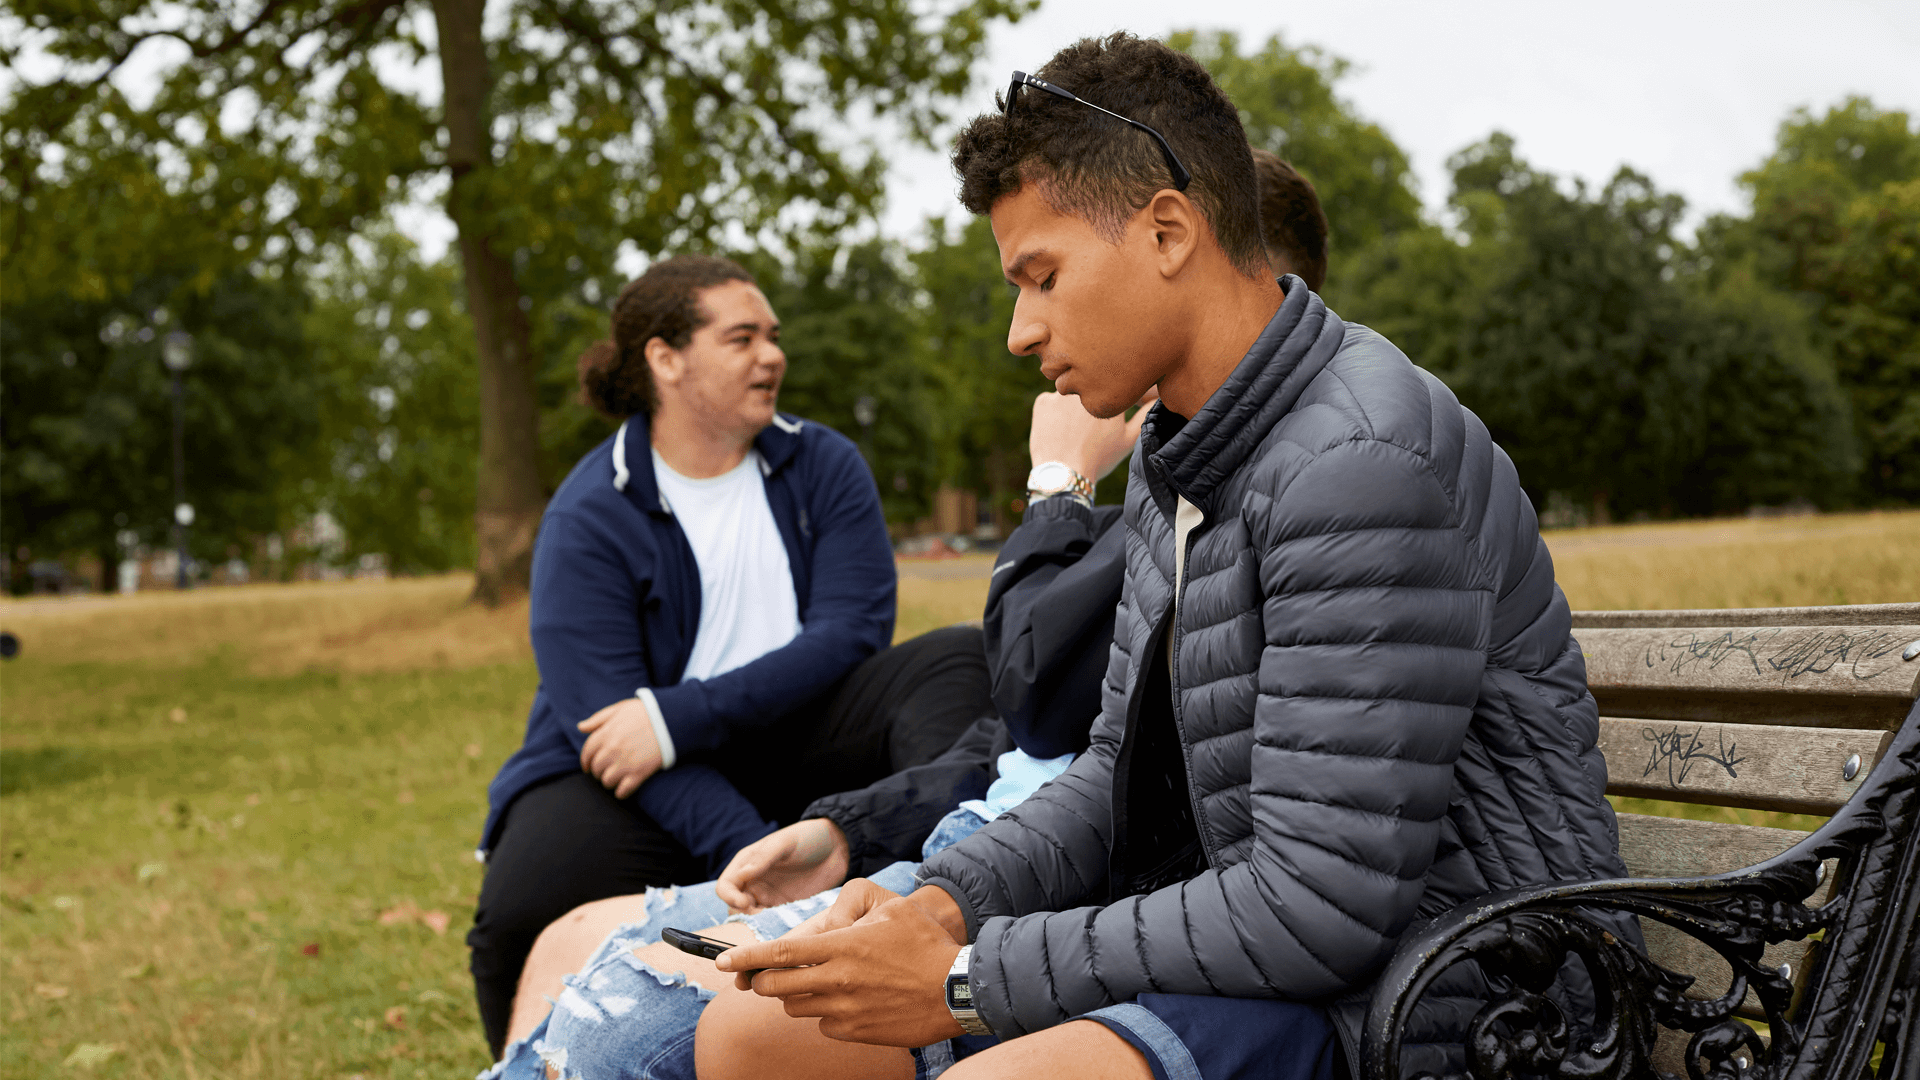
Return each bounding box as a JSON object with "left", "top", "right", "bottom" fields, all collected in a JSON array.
[{"left": 1361, "top": 704, "right": 1920, "bottom": 1080}]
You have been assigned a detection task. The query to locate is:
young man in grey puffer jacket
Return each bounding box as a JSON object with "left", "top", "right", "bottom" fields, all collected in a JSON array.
[{"left": 704, "top": 32, "right": 1628, "bottom": 1080}]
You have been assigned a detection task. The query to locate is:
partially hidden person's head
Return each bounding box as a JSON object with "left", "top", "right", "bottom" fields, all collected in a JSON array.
[
  {"left": 578, "top": 254, "right": 785, "bottom": 440},
  {"left": 1251, "top": 149, "right": 1329, "bottom": 292},
  {"left": 951, "top": 32, "right": 1273, "bottom": 418}
]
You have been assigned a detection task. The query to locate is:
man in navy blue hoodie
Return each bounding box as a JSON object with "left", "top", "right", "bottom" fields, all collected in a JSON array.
[{"left": 468, "top": 255, "right": 992, "bottom": 1055}]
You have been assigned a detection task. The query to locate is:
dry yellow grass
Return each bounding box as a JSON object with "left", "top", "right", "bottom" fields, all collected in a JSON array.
[
  {"left": 0, "top": 561, "right": 975, "bottom": 674},
  {"left": 3, "top": 510, "right": 1910, "bottom": 672},
  {"left": 1545, "top": 509, "right": 1920, "bottom": 610},
  {"left": 888, "top": 510, "right": 1920, "bottom": 636},
  {"left": 1, "top": 575, "right": 529, "bottom": 675},
  {"left": 893, "top": 555, "right": 1000, "bottom": 642}
]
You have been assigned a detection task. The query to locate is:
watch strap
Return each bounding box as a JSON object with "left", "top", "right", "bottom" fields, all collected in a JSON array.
[{"left": 1027, "top": 461, "right": 1095, "bottom": 503}]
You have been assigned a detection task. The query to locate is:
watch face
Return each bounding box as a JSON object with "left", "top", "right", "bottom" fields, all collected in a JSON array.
[
  {"left": 1028, "top": 462, "right": 1071, "bottom": 492},
  {"left": 946, "top": 974, "right": 973, "bottom": 1007}
]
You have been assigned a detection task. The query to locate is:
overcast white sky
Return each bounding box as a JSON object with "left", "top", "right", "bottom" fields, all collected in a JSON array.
[{"left": 876, "top": 0, "right": 1920, "bottom": 243}]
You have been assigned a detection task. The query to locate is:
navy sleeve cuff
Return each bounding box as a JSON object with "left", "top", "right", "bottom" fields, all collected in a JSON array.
[
  {"left": 1022, "top": 494, "right": 1095, "bottom": 530},
  {"left": 649, "top": 680, "right": 721, "bottom": 757},
  {"left": 914, "top": 875, "right": 982, "bottom": 943}
]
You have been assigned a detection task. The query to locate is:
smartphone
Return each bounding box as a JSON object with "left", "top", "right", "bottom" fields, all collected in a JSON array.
[
  {"left": 661, "top": 927, "right": 734, "bottom": 961},
  {"left": 661, "top": 927, "right": 763, "bottom": 978}
]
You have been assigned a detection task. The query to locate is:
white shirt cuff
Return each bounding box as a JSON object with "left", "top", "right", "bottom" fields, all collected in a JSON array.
[{"left": 635, "top": 687, "right": 677, "bottom": 771}]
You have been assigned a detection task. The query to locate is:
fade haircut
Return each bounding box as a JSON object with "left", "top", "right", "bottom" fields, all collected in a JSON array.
[
  {"left": 952, "top": 33, "right": 1268, "bottom": 280},
  {"left": 1252, "top": 150, "right": 1330, "bottom": 292}
]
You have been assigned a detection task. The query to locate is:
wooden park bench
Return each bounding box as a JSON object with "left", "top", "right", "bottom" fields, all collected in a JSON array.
[{"left": 1364, "top": 603, "right": 1920, "bottom": 1080}]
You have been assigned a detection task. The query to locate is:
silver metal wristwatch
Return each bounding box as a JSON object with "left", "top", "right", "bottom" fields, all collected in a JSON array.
[
  {"left": 943, "top": 945, "right": 993, "bottom": 1036},
  {"left": 1026, "top": 461, "right": 1094, "bottom": 506}
]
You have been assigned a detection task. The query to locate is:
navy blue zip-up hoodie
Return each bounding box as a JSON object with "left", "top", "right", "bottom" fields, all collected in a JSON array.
[{"left": 479, "top": 409, "right": 896, "bottom": 860}]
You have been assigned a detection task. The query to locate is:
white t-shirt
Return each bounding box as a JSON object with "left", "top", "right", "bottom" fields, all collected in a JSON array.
[
  {"left": 636, "top": 447, "right": 803, "bottom": 770},
  {"left": 653, "top": 448, "right": 803, "bottom": 682}
]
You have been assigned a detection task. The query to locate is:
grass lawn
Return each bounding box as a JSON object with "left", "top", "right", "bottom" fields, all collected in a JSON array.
[{"left": 2, "top": 509, "right": 1915, "bottom": 1078}]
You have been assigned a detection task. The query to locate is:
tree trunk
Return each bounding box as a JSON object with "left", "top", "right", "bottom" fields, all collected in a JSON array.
[
  {"left": 433, "top": 0, "right": 546, "bottom": 607},
  {"left": 97, "top": 537, "right": 119, "bottom": 594}
]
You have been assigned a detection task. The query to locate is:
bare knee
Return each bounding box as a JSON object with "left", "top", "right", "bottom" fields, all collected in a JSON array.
[
  {"left": 527, "top": 895, "right": 653, "bottom": 976},
  {"left": 506, "top": 894, "right": 656, "bottom": 1045}
]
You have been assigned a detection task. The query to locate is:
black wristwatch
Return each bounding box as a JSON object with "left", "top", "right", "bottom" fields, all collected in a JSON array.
[{"left": 944, "top": 945, "right": 992, "bottom": 1036}]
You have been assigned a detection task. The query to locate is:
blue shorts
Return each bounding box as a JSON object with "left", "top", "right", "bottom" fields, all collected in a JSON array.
[{"left": 913, "top": 994, "right": 1337, "bottom": 1080}]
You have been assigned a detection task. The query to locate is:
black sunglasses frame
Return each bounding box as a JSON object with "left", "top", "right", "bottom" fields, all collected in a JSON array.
[{"left": 1003, "top": 71, "right": 1193, "bottom": 192}]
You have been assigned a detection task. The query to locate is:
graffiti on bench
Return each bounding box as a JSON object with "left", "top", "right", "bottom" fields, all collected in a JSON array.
[
  {"left": 1639, "top": 723, "right": 1745, "bottom": 786},
  {"left": 1641, "top": 626, "right": 1908, "bottom": 684}
]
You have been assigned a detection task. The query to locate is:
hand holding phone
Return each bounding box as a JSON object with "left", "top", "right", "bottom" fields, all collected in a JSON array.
[{"left": 662, "top": 927, "right": 763, "bottom": 978}]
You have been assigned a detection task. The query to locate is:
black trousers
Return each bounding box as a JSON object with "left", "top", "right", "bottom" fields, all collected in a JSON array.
[{"left": 468, "top": 625, "right": 992, "bottom": 1056}]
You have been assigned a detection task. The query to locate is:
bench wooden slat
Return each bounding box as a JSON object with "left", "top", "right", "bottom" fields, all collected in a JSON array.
[
  {"left": 1599, "top": 719, "right": 1894, "bottom": 815},
  {"left": 1587, "top": 688, "right": 1911, "bottom": 731},
  {"left": 1575, "top": 624, "right": 1920, "bottom": 730},
  {"left": 1576, "top": 624, "right": 1920, "bottom": 700},
  {"left": 1571, "top": 602, "right": 1920, "bottom": 630},
  {"left": 1616, "top": 813, "right": 1817, "bottom": 879},
  {"left": 1617, "top": 814, "right": 1833, "bottom": 1021}
]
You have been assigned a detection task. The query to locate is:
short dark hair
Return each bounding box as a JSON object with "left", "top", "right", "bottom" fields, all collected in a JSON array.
[
  {"left": 951, "top": 33, "right": 1267, "bottom": 279},
  {"left": 1251, "top": 150, "right": 1330, "bottom": 292},
  {"left": 578, "top": 254, "right": 757, "bottom": 419}
]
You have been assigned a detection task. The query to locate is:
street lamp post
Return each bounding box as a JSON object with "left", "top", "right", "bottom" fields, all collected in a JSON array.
[
  {"left": 161, "top": 332, "right": 194, "bottom": 589},
  {"left": 853, "top": 395, "right": 877, "bottom": 472}
]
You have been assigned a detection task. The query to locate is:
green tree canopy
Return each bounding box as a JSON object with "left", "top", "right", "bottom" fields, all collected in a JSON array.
[
  {"left": 1171, "top": 29, "right": 1423, "bottom": 258},
  {"left": 1700, "top": 97, "right": 1920, "bottom": 503},
  {"left": 294, "top": 228, "right": 479, "bottom": 574},
  {"left": 1339, "top": 133, "right": 1856, "bottom": 521},
  {"left": 1, "top": 267, "right": 319, "bottom": 589},
  {"left": 911, "top": 215, "right": 1049, "bottom": 516},
  {"left": 5, "top": 0, "right": 1031, "bottom": 599}
]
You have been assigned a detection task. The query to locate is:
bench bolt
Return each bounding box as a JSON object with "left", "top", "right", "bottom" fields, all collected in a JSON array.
[
  {"left": 1843, "top": 754, "right": 1861, "bottom": 781},
  {"left": 1814, "top": 862, "right": 1826, "bottom": 886},
  {"left": 1904, "top": 638, "right": 1920, "bottom": 661},
  {"left": 1777, "top": 963, "right": 1792, "bottom": 980}
]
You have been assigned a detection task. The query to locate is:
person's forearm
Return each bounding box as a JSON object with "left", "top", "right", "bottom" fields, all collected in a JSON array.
[
  {"left": 984, "top": 502, "right": 1123, "bottom": 758},
  {"left": 634, "top": 765, "right": 778, "bottom": 875},
  {"left": 651, "top": 611, "right": 889, "bottom": 756},
  {"left": 803, "top": 715, "right": 1004, "bottom": 876}
]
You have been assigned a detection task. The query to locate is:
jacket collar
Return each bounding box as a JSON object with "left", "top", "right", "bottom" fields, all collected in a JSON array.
[
  {"left": 1142, "top": 275, "right": 1347, "bottom": 513},
  {"left": 612, "top": 411, "right": 806, "bottom": 515}
]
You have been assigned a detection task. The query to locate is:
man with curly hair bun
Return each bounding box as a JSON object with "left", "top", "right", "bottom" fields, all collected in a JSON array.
[{"left": 702, "top": 32, "right": 1630, "bottom": 1080}]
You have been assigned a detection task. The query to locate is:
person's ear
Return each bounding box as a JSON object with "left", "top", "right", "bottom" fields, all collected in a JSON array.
[
  {"left": 1147, "top": 189, "right": 1202, "bottom": 279},
  {"left": 644, "top": 336, "right": 683, "bottom": 390},
  {"left": 1266, "top": 247, "right": 1297, "bottom": 283}
]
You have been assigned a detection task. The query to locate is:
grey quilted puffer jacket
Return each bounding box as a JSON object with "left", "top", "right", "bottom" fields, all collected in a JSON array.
[{"left": 916, "top": 279, "right": 1628, "bottom": 1069}]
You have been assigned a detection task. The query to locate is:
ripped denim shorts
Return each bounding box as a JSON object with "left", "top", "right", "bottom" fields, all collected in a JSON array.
[{"left": 481, "top": 810, "right": 978, "bottom": 1080}]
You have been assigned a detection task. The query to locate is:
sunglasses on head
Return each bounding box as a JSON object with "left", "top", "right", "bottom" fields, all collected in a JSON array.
[{"left": 1003, "top": 71, "right": 1192, "bottom": 192}]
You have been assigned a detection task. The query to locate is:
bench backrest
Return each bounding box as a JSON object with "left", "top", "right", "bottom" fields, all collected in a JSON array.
[{"left": 1572, "top": 602, "right": 1920, "bottom": 1056}]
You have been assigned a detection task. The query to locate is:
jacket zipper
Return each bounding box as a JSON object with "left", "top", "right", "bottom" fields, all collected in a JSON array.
[{"left": 1167, "top": 494, "right": 1222, "bottom": 865}]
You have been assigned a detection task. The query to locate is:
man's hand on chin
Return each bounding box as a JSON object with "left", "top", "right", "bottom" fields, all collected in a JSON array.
[{"left": 714, "top": 880, "right": 969, "bottom": 1047}]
